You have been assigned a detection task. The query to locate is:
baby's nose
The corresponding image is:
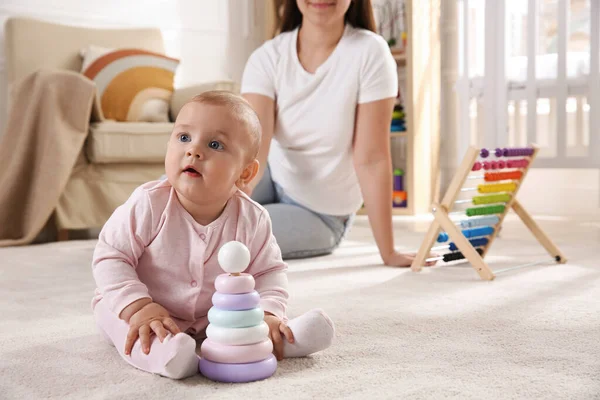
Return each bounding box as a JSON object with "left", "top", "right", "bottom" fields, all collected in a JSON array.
[{"left": 186, "top": 149, "right": 204, "bottom": 159}]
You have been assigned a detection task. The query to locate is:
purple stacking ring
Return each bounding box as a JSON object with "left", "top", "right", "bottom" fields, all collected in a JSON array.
[
  {"left": 199, "top": 354, "right": 277, "bottom": 383},
  {"left": 212, "top": 291, "right": 260, "bottom": 311}
]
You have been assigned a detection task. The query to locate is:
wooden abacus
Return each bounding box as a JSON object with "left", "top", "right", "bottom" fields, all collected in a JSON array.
[{"left": 411, "top": 145, "right": 567, "bottom": 281}]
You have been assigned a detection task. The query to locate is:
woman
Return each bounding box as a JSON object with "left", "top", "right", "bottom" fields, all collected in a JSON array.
[{"left": 241, "top": 0, "right": 433, "bottom": 267}]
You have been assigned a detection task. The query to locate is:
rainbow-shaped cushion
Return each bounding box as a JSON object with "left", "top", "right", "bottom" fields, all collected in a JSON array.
[{"left": 82, "top": 49, "right": 179, "bottom": 122}]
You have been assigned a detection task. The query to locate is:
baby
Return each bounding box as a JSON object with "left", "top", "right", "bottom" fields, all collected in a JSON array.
[{"left": 91, "top": 91, "right": 335, "bottom": 379}]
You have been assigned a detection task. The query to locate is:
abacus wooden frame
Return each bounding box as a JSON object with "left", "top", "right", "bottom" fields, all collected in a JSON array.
[{"left": 410, "top": 145, "right": 567, "bottom": 280}]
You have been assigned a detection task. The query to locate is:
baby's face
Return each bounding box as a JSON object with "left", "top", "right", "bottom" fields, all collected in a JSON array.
[{"left": 165, "top": 102, "right": 254, "bottom": 206}]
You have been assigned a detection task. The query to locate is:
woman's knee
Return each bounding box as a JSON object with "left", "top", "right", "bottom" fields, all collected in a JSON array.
[
  {"left": 282, "top": 246, "right": 335, "bottom": 260},
  {"left": 265, "top": 204, "right": 342, "bottom": 259}
]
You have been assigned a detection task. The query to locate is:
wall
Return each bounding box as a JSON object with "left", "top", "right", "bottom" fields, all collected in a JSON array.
[
  {"left": 519, "top": 169, "right": 600, "bottom": 217},
  {"left": 0, "top": 0, "right": 267, "bottom": 139}
]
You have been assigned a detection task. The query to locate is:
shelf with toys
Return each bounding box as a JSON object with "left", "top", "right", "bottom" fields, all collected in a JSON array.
[{"left": 357, "top": 0, "right": 440, "bottom": 217}]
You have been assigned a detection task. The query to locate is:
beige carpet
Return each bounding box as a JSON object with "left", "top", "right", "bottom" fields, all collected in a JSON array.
[{"left": 1, "top": 215, "right": 599, "bottom": 399}]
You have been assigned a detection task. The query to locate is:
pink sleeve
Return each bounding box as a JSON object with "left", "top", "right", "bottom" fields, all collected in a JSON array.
[
  {"left": 247, "top": 210, "right": 289, "bottom": 320},
  {"left": 92, "top": 187, "right": 157, "bottom": 317}
]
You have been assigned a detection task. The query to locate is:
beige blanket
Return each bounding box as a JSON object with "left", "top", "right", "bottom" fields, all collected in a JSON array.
[{"left": 0, "top": 70, "right": 97, "bottom": 246}]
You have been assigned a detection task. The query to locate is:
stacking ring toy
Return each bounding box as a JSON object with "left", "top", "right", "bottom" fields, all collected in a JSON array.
[
  {"left": 212, "top": 290, "right": 260, "bottom": 311},
  {"left": 215, "top": 273, "right": 255, "bottom": 294},
  {"left": 206, "top": 322, "right": 269, "bottom": 345},
  {"left": 207, "top": 307, "right": 264, "bottom": 328},
  {"left": 199, "top": 354, "right": 277, "bottom": 383},
  {"left": 201, "top": 338, "right": 273, "bottom": 364}
]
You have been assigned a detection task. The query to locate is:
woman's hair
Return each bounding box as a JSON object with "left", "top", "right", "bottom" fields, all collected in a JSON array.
[{"left": 279, "top": 0, "right": 376, "bottom": 34}]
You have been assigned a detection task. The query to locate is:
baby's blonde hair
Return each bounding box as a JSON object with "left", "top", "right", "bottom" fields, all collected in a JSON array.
[{"left": 190, "top": 91, "right": 261, "bottom": 161}]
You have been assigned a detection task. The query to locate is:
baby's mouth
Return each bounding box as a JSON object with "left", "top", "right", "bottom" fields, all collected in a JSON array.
[{"left": 183, "top": 165, "right": 201, "bottom": 177}]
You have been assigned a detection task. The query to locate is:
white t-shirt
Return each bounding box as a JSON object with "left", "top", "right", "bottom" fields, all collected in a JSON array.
[{"left": 241, "top": 24, "right": 398, "bottom": 216}]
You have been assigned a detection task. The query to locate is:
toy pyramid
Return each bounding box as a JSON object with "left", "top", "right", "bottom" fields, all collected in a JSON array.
[{"left": 199, "top": 241, "right": 277, "bottom": 383}]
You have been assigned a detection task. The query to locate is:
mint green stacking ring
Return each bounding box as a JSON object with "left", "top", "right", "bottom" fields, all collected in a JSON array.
[{"left": 207, "top": 307, "right": 264, "bottom": 328}]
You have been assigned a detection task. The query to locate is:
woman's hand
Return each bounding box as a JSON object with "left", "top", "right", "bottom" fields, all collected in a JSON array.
[
  {"left": 125, "top": 302, "right": 181, "bottom": 355},
  {"left": 382, "top": 250, "right": 438, "bottom": 267},
  {"left": 264, "top": 312, "right": 294, "bottom": 360}
]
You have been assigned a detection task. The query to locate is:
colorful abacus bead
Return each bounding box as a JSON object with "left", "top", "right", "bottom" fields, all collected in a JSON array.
[
  {"left": 437, "top": 232, "right": 449, "bottom": 243},
  {"left": 484, "top": 171, "right": 522, "bottom": 182},
  {"left": 494, "top": 148, "right": 503, "bottom": 157},
  {"left": 459, "top": 215, "right": 500, "bottom": 229},
  {"left": 478, "top": 182, "right": 517, "bottom": 193},
  {"left": 199, "top": 241, "right": 277, "bottom": 383},
  {"left": 497, "top": 160, "right": 506, "bottom": 169},
  {"left": 480, "top": 148, "right": 490, "bottom": 158},
  {"left": 443, "top": 248, "right": 484, "bottom": 262},
  {"left": 472, "top": 161, "right": 482, "bottom": 171},
  {"left": 448, "top": 237, "right": 489, "bottom": 251},
  {"left": 507, "top": 159, "right": 528, "bottom": 168},
  {"left": 503, "top": 147, "right": 534, "bottom": 157},
  {"left": 461, "top": 226, "right": 495, "bottom": 238},
  {"left": 466, "top": 205, "right": 506, "bottom": 217},
  {"left": 472, "top": 193, "right": 511, "bottom": 205}
]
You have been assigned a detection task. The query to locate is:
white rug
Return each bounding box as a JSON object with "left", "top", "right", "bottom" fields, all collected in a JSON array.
[{"left": 0, "top": 215, "right": 599, "bottom": 399}]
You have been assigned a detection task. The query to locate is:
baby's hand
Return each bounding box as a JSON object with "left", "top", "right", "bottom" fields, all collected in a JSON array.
[
  {"left": 125, "top": 302, "right": 181, "bottom": 356},
  {"left": 264, "top": 312, "right": 294, "bottom": 361}
]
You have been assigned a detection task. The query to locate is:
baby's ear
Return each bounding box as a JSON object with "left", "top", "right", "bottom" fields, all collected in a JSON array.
[{"left": 237, "top": 159, "right": 259, "bottom": 186}]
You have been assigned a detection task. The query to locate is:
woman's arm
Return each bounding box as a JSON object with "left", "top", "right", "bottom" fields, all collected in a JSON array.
[
  {"left": 353, "top": 98, "right": 395, "bottom": 263},
  {"left": 242, "top": 93, "right": 275, "bottom": 193},
  {"left": 352, "top": 98, "right": 433, "bottom": 267}
]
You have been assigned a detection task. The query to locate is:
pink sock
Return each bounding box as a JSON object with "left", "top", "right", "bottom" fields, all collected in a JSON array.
[{"left": 284, "top": 309, "right": 335, "bottom": 358}]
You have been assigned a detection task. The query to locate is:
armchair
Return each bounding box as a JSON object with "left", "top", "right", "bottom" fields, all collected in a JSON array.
[{"left": 3, "top": 17, "right": 240, "bottom": 241}]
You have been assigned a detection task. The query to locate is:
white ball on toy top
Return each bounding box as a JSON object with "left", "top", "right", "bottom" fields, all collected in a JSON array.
[{"left": 218, "top": 241, "right": 251, "bottom": 273}]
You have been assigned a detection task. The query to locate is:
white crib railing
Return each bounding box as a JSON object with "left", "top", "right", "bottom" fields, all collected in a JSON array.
[{"left": 457, "top": 0, "right": 599, "bottom": 169}]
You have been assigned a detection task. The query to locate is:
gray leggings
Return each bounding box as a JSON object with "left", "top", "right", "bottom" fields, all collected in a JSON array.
[{"left": 251, "top": 167, "right": 354, "bottom": 260}]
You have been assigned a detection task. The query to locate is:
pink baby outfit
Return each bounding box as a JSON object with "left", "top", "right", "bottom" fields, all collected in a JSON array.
[{"left": 92, "top": 179, "right": 289, "bottom": 378}]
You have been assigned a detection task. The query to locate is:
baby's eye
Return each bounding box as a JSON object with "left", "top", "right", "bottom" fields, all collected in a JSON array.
[
  {"left": 178, "top": 134, "right": 191, "bottom": 143},
  {"left": 208, "top": 140, "right": 224, "bottom": 150}
]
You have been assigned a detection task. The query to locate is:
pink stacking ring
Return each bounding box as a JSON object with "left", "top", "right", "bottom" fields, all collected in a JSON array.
[
  {"left": 214, "top": 273, "right": 255, "bottom": 294},
  {"left": 201, "top": 338, "right": 273, "bottom": 364},
  {"left": 212, "top": 290, "right": 260, "bottom": 311},
  {"left": 199, "top": 354, "right": 277, "bottom": 383}
]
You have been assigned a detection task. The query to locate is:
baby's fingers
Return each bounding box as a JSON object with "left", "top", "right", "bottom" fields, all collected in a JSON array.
[
  {"left": 162, "top": 318, "right": 181, "bottom": 336},
  {"left": 139, "top": 324, "right": 152, "bottom": 354},
  {"left": 269, "top": 327, "right": 284, "bottom": 360},
  {"left": 150, "top": 320, "right": 168, "bottom": 342},
  {"left": 279, "top": 323, "right": 294, "bottom": 343},
  {"left": 124, "top": 327, "right": 139, "bottom": 356}
]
